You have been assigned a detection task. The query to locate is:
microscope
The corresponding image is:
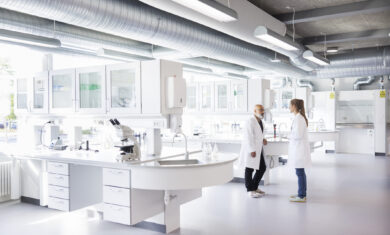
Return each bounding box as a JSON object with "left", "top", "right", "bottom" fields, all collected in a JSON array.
[{"left": 109, "top": 119, "right": 140, "bottom": 161}]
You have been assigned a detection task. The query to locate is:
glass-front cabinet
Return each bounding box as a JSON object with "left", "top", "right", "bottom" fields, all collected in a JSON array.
[
  {"left": 76, "top": 66, "right": 106, "bottom": 114},
  {"left": 230, "top": 80, "right": 247, "bottom": 112},
  {"left": 106, "top": 63, "right": 141, "bottom": 114},
  {"left": 199, "top": 82, "right": 214, "bottom": 112},
  {"left": 31, "top": 71, "right": 49, "bottom": 113},
  {"left": 185, "top": 82, "right": 198, "bottom": 112},
  {"left": 14, "top": 78, "right": 29, "bottom": 114},
  {"left": 49, "top": 69, "right": 76, "bottom": 113},
  {"left": 214, "top": 81, "right": 230, "bottom": 112}
]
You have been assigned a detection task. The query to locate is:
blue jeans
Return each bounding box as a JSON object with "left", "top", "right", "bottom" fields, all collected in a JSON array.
[{"left": 295, "top": 168, "right": 307, "bottom": 198}]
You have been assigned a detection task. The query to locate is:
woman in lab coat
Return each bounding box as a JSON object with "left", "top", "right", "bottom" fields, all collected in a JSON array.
[{"left": 288, "top": 99, "right": 311, "bottom": 203}]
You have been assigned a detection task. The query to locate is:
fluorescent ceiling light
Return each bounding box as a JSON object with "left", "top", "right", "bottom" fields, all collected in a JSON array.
[
  {"left": 326, "top": 47, "right": 338, "bottom": 53},
  {"left": 0, "top": 29, "right": 61, "bottom": 48},
  {"left": 97, "top": 48, "right": 152, "bottom": 61},
  {"left": 171, "top": 0, "right": 238, "bottom": 22},
  {"left": 303, "top": 50, "right": 330, "bottom": 66},
  {"left": 254, "top": 26, "right": 300, "bottom": 51}
]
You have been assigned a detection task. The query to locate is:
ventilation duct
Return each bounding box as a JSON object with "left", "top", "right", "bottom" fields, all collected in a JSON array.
[
  {"left": 312, "top": 47, "right": 390, "bottom": 79},
  {"left": 297, "top": 79, "right": 314, "bottom": 90},
  {"left": 353, "top": 76, "right": 376, "bottom": 90},
  {"left": 0, "top": 0, "right": 308, "bottom": 78}
]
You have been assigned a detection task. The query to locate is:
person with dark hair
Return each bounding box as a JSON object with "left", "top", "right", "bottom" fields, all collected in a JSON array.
[{"left": 288, "top": 99, "right": 311, "bottom": 202}]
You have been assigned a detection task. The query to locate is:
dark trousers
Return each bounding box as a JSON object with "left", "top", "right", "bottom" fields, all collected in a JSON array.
[
  {"left": 245, "top": 153, "right": 266, "bottom": 192},
  {"left": 296, "top": 168, "right": 307, "bottom": 198}
]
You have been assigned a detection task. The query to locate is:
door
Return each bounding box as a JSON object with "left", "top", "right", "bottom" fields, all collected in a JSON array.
[
  {"left": 14, "top": 78, "right": 29, "bottom": 114},
  {"left": 185, "top": 82, "right": 198, "bottom": 113},
  {"left": 214, "top": 80, "right": 230, "bottom": 112},
  {"left": 230, "top": 80, "right": 248, "bottom": 113},
  {"left": 106, "top": 63, "right": 141, "bottom": 114},
  {"left": 31, "top": 71, "right": 49, "bottom": 113},
  {"left": 199, "top": 82, "right": 214, "bottom": 112},
  {"left": 49, "top": 69, "right": 76, "bottom": 114},
  {"left": 76, "top": 66, "right": 106, "bottom": 114}
]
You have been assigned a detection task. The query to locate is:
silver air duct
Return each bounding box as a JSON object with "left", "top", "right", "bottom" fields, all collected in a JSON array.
[
  {"left": 0, "top": 0, "right": 308, "bottom": 78},
  {"left": 297, "top": 79, "right": 314, "bottom": 90},
  {"left": 353, "top": 76, "right": 376, "bottom": 90},
  {"left": 313, "top": 47, "right": 390, "bottom": 79}
]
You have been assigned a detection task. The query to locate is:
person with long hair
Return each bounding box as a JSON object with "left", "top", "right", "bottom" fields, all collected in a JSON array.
[{"left": 288, "top": 99, "right": 311, "bottom": 202}]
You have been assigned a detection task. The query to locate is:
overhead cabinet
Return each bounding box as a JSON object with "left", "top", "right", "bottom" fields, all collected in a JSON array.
[
  {"left": 49, "top": 69, "right": 76, "bottom": 114},
  {"left": 106, "top": 63, "right": 141, "bottom": 114},
  {"left": 31, "top": 71, "right": 49, "bottom": 114},
  {"left": 214, "top": 81, "right": 230, "bottom": 112},
  {"left": 199, "top": 82, "right": 214, "bottom": 112},
  {"left": 75, "top": 66, "right": 106, "bottom": 114}
]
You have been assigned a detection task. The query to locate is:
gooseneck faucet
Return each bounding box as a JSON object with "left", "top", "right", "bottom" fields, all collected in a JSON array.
[{"left": 173, "top": 131, "right": 189, "bottom": 160}]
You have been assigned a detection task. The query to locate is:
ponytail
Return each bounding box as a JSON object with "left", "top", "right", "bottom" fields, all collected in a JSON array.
[{"left": 290, "top": 99, "right": 308, "bottom": 126}]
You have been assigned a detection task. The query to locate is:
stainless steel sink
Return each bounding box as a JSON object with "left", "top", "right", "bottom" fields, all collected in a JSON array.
[{"left": 158, "top": 159, "right": 201, "bottom": 166}]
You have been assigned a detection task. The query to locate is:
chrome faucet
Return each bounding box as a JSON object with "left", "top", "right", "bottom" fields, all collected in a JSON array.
[{"left": 173, "top": 132, "right": 189, "bottom": 160}]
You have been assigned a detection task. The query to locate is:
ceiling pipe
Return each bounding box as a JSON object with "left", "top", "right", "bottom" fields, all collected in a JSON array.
[
  {"left": 0, "top": 8, "right": 256, "bottom": 75},
  {"left": 353, "top": 76, "right": 376, "bottom": 90},
  {"left": 309, "top": 46, "right": 390, "bottom": 79},
  {"left": 297, "top": 79, "right": 314, "bottom": 90},
  {"left": 0, "top": 0, "right": 308, "bottom": 78}
]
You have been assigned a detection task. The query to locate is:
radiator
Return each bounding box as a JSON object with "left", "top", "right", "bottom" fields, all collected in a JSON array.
[{"left": 0, "top": 161, "right": 12, "bottom": 202}]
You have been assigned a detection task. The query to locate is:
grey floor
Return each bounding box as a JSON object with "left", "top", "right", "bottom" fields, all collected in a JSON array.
[{"left": 1, "top": 153, "right": 390, "bottom": 235}]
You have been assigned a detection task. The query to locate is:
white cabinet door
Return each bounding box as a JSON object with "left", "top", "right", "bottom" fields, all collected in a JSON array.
[
  {"left": 214, "top": 80, "right": 230, "bottom": 112},
  {"left": 49, "top": 69, "right": 76, "bottom": 114},
  {"left": 31, "top": 71, "right": 49, "bottom": 114},
  {"left": 199, "top": 82, "right": 214, "bottom": 112},
  {"left": 280, "top": 88, "right": 295, "bottom": 111},
  {"left": 185, "top": 82, "right": 199, "bottom": 113},
  {"left": 14, "top": 78, "right": 29, "bottom": 114},
  {"left": 230, "top": 80, "right": 248, "bottom": 113},
  {"left": 106, "top": 63, "right": 141, "bottom": 114},
  {"left": 76, "top": 66, "right": 106, "bottom": 114}
]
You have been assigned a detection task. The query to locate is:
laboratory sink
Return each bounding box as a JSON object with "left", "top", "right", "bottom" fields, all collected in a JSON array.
[{"left": 158, "top": 159, "right": 201, "bottom": 166}]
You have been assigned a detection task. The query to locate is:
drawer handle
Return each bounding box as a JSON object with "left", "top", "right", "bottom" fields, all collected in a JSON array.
[
  {"left": 55, "top": 188, "right": 64, "bottom": 192},
  {"left": 54, "top": 164, "right": 64, "bottom": 168},
  {"left": 109, "top": 170, "right": 124, "bottom": 175},
  {"left": 109, "top": 188, "right": 122, "bottom": 193},
  {"left": 56, "top": 176, "right": 64, "bottom": 180}
]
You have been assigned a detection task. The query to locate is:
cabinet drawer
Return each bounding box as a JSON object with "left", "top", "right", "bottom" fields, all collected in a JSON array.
[
  {"left": 103, "top": 168, "right": 130, "bottom": 188},
  {"left": 48, "top": 162, "right": 69, "bottom": 175},
  {"left": 103, "top": 186, "right": 130, "bottom": 207},
  {"left": 48, "top": 197, "right": 69, "bottom": 211},
  {"left": 48, "top": 173, "right": 69, "bottom": 187},
  {"left": 48, "top": 185, "right": 69, "bottom": 199},
  {"left": 103, "top": 203, "right": 130, "bottom": 225}
]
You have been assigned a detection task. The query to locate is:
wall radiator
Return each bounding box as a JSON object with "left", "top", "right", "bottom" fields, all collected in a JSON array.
[{"left": 0, "top": 161, "right": 12, "bottom": 202}]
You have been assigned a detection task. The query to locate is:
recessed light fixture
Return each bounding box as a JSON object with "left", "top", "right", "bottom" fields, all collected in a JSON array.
[
  {"left": 171, "top": 0, "right": 238, "bottom": 22},
  {"left": 303, "top": 50, "right": 330, "bottom": 66},
  {"left": 254, "top": 26, "right": 300, "bottom": 51},
  {"left": 0, "top": 29, "right": 61, "bottom": 48},
  {"left": 326, "top": 47, "right": 338, "bottom": 53}
]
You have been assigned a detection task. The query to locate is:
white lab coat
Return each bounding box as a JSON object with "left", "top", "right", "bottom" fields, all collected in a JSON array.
[
  {"left": 288, "top": 113, "right": 311, "bottom": 168},
  {"left": 239, "top": 116, "right": 265, "bottom": 170}
]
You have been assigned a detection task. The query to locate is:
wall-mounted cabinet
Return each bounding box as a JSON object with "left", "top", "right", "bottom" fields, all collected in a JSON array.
[
  {"left": 230, "top": 80, "right": 247, "bottom": 113},
  {"left": 273, "top": 87, "right": 311, "bottom": 112},
  {"left": 31, "top": 71, "right": 49, "bottom": 114},
  {"left": 199, "top": 82, "right": 214, "bottom": 112},
  {"left": 76, "top": 66, "right": 106, "bottom": 114},
  {"left": 106, "top": 63, "right": 141, "bottom": 114},
  {"left": 49, "top": 69, "right": 76, "bottom": 114},
  {"left": 14, "top": 78, "right": 29, "bottom": 114},
  {"left": 214, "top": 81, "right": 230, "bottom": 112},
  {"left": 185, "top": 82, "right": 199, "bottom": 113}
]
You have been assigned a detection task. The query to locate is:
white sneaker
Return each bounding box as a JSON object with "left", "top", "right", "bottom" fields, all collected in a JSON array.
[
  {"left": 289, "top": 196, "right": 307, "bottom": 202},
  {"left": 255, "top": 189, "right": 266, "bottom": 195},
  {"left": 248, "top": 191, "right": 261, "bottom": 198}
]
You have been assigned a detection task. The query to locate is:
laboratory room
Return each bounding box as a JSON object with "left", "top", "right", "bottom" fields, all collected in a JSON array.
[{"left": 0, "top": 0, "right": 389, "bottom": 235}]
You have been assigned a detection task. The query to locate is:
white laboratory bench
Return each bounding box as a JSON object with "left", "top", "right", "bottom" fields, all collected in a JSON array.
[
  {"left": 168, "top": 130, "right": 339, "bottom": 185},
  {"left": 2, "top": 145, "right": 236, "bottom": 234}
]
